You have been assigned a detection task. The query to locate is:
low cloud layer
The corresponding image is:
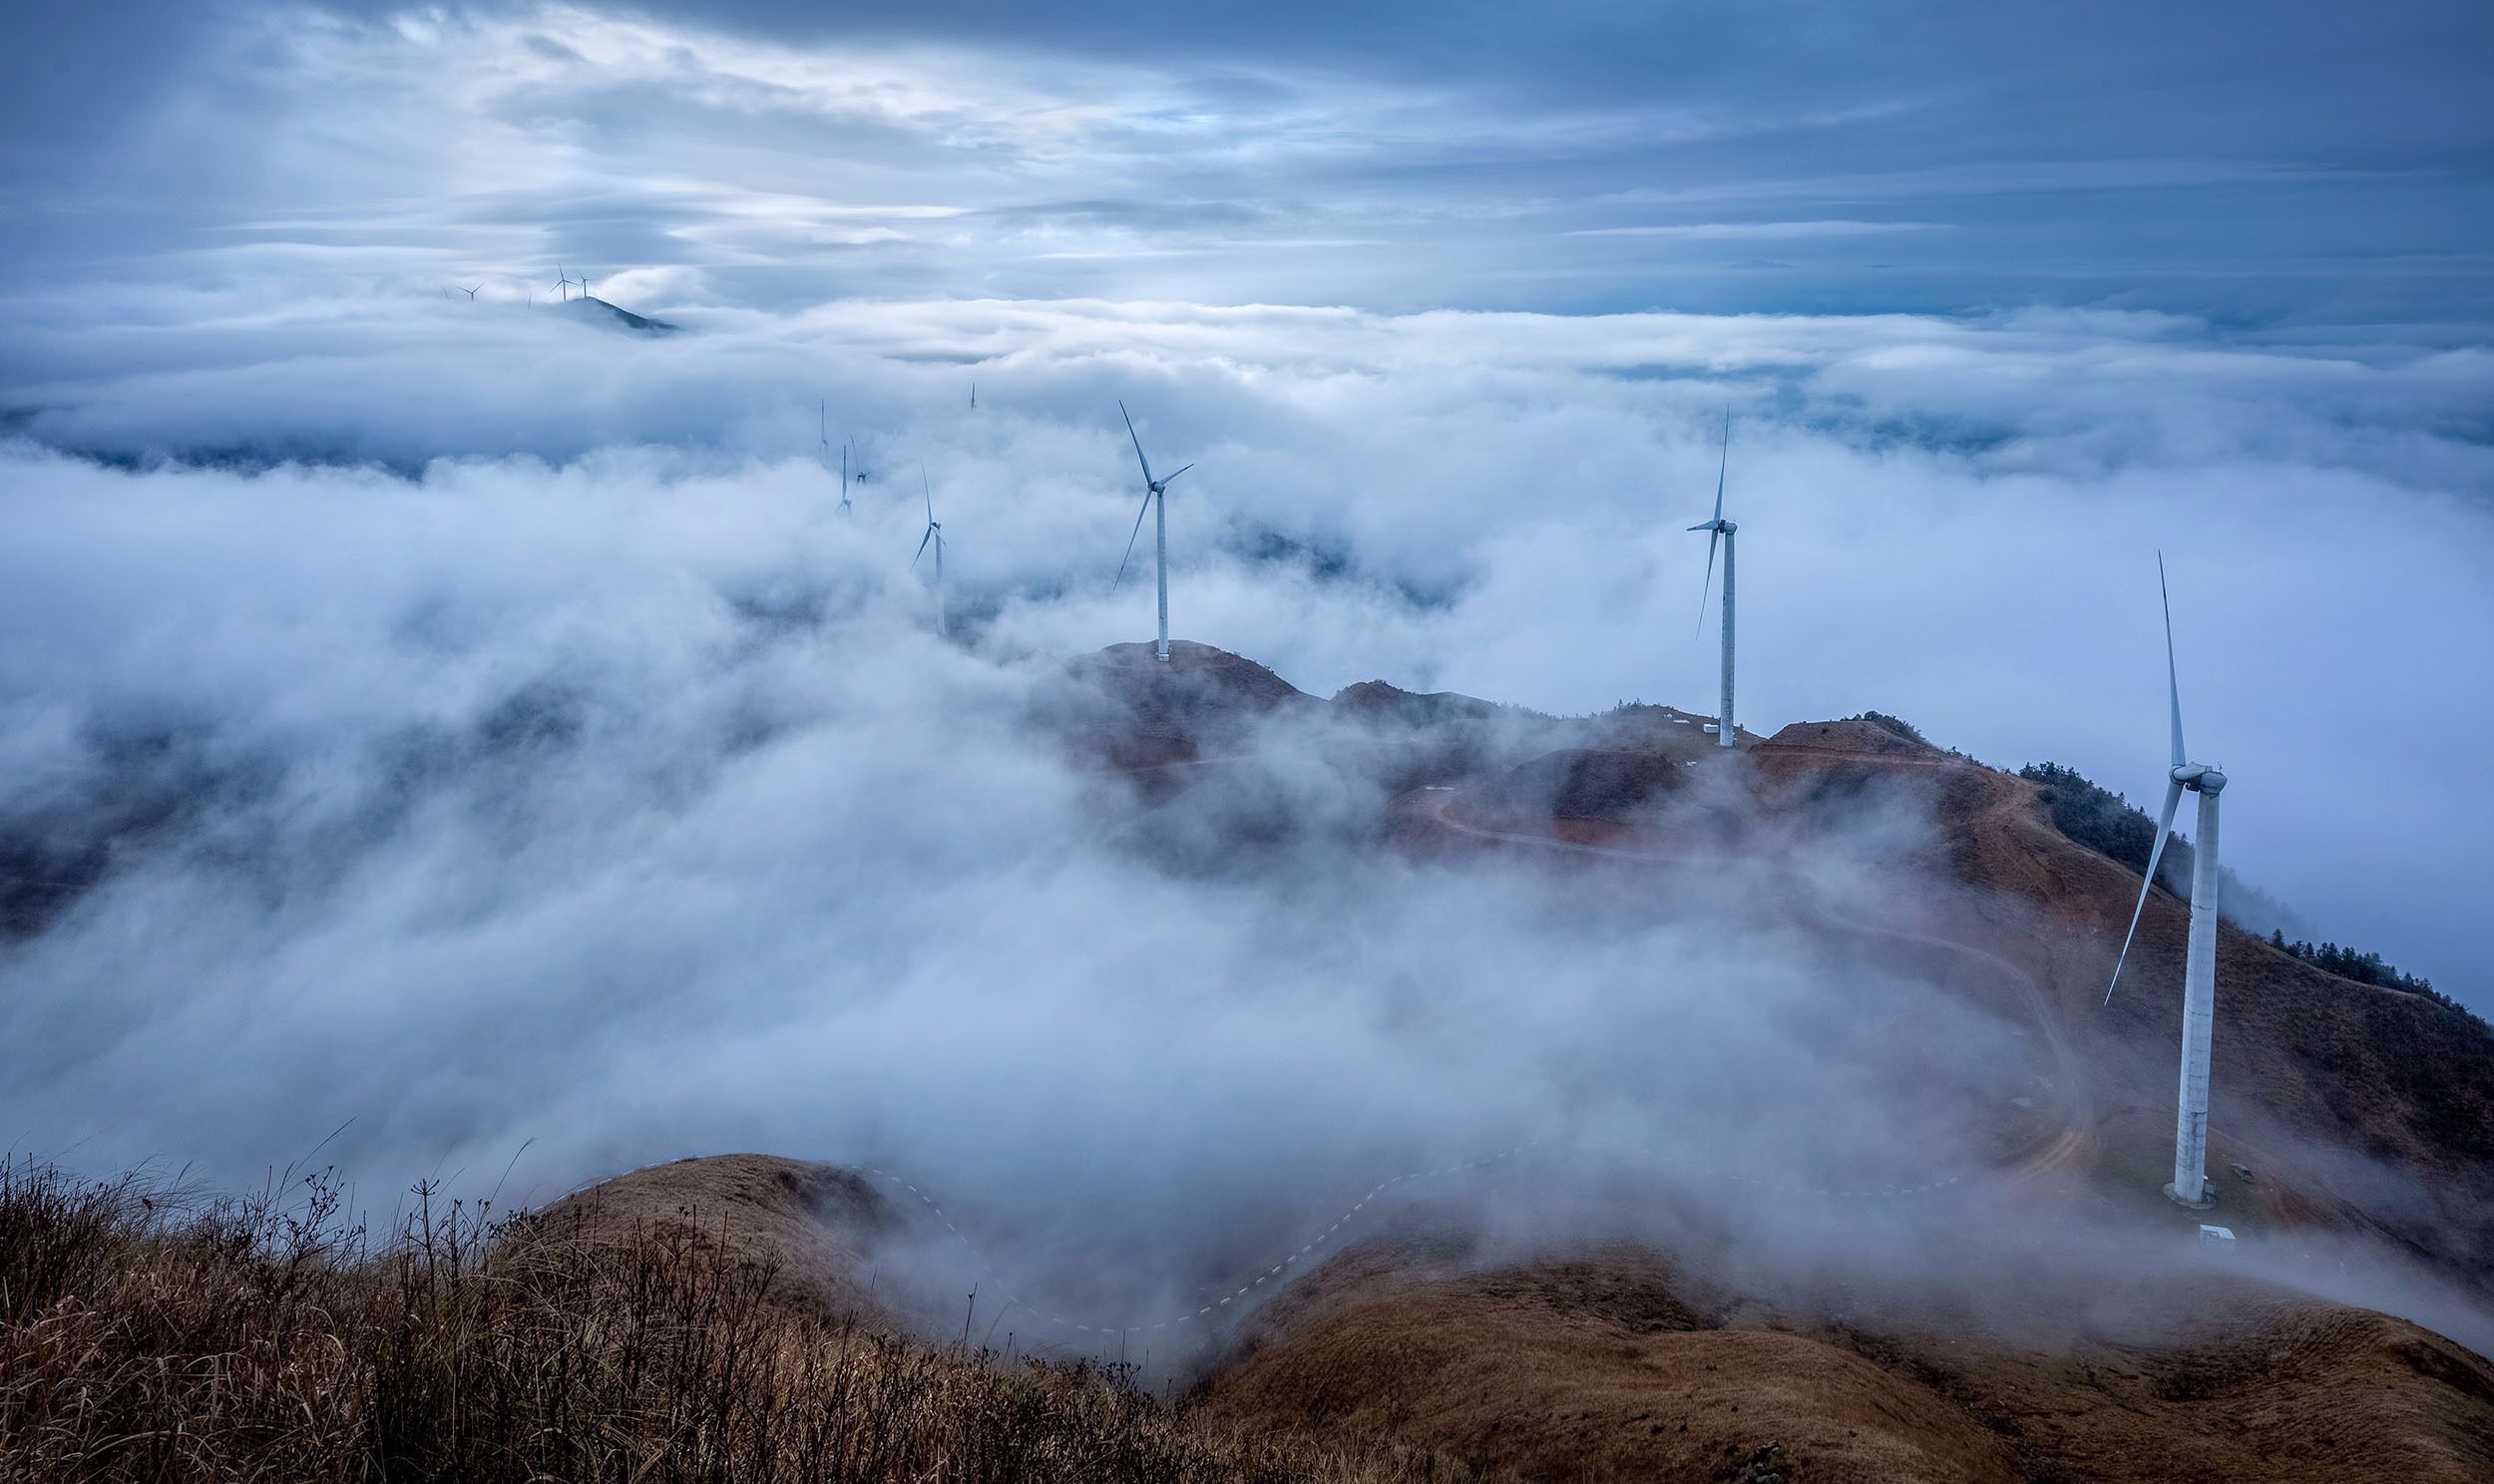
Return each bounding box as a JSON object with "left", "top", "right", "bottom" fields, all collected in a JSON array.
[
  {"left": 2, "top": 0, "right": 2489, "bottom": 1366},
  {"left": 7, "top": 289, "right": 2487, "bottom": 998}
]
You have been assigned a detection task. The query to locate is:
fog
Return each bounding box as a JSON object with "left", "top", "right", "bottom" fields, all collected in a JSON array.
[
  {"left": 3, "top": 0, "right": 2490, "bottom": 1368},
  {"left": 7, "top": 292, "right": 2487, "bottom": 998},
  {"left": 2, "top": 331, "right": 2489, "bottom": 1349}
]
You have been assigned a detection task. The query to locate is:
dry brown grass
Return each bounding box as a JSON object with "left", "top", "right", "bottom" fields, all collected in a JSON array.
[
  {"left": 1208, "top": 1235, "right": 2494, "bottom": 1484},
  {"left": 0, "top": 1157, "right": 1498, "bottom": 1484}
]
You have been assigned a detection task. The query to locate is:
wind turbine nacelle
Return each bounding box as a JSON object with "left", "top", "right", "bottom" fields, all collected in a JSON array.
[{"left": 2172, "top": 763, "right": 2228, "bottom": 793}]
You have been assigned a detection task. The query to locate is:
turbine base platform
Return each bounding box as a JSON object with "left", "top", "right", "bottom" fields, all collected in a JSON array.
[{"left": 2163, "top": 1180, "right": 2216, "bottom": 1211}]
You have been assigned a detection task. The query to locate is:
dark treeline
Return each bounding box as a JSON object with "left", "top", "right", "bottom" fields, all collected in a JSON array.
[{"left": 2016, "top": 761, "right": 2473, "bottom": 1026}]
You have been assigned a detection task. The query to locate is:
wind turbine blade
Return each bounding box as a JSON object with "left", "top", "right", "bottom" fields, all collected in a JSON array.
[
  {"left": 1119, "top": 401, "right": 1154, "bottom": 487},
  {"left": 1695, "top": 529, "right": 1720, "bottom": 636},
  {"left": 1711, "top": 407, "right": 1730, "bottom": 527},
  {"left": 1113, "top": 491, "right": 1153, "bottom": 588},
  {"left": 922, "top": 462, "right": 934, "bottom": 524},
  {"left": 2105, "top": 779, "right": 2187, "bottom": 1005},
  {"left": 1159, "top": 463, "right": 1194, "bottom": 486},
  {"left": 2159, "top": 552, "right": 2186, "bottom": 769},
  {"left": 913, "top": 527, "right": 935, "bottom": 567}
]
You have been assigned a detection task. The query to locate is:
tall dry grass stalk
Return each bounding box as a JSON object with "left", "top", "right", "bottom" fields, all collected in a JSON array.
[{"left": 0, "top": 1158, "right": 1494, "bottom": 1483}]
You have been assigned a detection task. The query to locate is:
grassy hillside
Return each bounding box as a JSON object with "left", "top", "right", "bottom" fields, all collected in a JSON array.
[{"left": 0, "top": 1159, "right": 1492, "bottom": 1484}]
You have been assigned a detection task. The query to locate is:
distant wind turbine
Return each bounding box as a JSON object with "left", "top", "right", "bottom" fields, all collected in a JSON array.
[
  {"left": 460, "top": 283, "right": 482, "bottom": 300},
  {"left": 1688, "top": 409, "right": 1738, "bottom": 748},
  {"left": 820, "top": 402, "right": 854, "bottom": 518},
  {"left": 1113, "top": 401, "right": 1194, "bottom": 663},
  {"left": 2104, "top": 554, "right": 2230, "bottom": 1210},
  {"left": 556, "top": 265, "right": 578, "bottom": 302},
  {"left": 970, "top": 382, "right": 978, "bottom": 411},
  {"left": 817, "top": 405, "right": 854, "bottom": 518},
  {"left": 913, "top": 463, "right": 947, "bottom": 637}
]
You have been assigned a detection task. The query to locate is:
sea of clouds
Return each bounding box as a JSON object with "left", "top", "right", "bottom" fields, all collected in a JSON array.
[
  {"left": 4, "top": 0, "right": 2491, "bottom": 1360},
  {"left": 3, "top": 283, "right": 2491, "bottom": 1354}
]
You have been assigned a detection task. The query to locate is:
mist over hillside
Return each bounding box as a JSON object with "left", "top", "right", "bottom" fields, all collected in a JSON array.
[
  {"left": 4, "top": 399, "right": 2491, "bottom": 1353},
  {"left": 5, "top": 289, "right": 2489, "bottom": 1003},
  {"left": 5, "top": 4, "right": 2494, "bottom": 1477}
]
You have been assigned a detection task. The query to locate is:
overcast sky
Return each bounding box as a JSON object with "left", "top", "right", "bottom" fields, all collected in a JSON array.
[
  {"left": 5, "top": 1, "right": 2489, "bottom": 319},
  {"left": 2, "top": 0, "right": 2491, "bottom": 1238}
]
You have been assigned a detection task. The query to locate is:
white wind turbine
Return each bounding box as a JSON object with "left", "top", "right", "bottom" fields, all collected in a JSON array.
[
  {"left": 2104, "top": 554, "right": 2230, "bottom": 1209},
  {"left": 556, "top": 265, "right": 578, "bottom": 302},
  {"left": 1113, "top": 401, "right": 1194, "bottom": 663},
  {"left": 913, "top": 463, "right": 947, "bottom": 637},
  {"left": 820, "top": 403, "right": 852, "bottom": 518},
  {"left": 1688, "top": 409, "right": 1738, "bottom": 748}
]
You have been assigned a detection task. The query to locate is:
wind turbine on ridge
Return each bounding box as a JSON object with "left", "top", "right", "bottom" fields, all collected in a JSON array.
[
  {"left": 2104, "top": 554, "right": 2231, "bottom": 1210},
  {"left": 1113, "top": 401, "right": 1195, "bottom": 663},
  {"left": 913, "top": 463, "right": 947, "bottom": 637},
  {"left": 1688, "top": 409, "right": 1738, "bottom": 748},
  {"left": 556, "top": 265, "right": 578, "bottom": 302}
]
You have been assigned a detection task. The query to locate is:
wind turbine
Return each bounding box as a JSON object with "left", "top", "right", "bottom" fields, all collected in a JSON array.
[
  {"left": 1113, "top": 401, "right": 1194, "bottom": 663},
  {"left": 2104, "top": 554, "right": 2230, "bottom": 1209},
  {"left": 460, "top": 283, "right": 482, "bottom": 300},
  {"left": 913, "top": 463, "right": 947, "bottom": 637},
  {"left": 1688, "top": 409, "right": 1737, "bottom": 748},
  {"left": 970, "top": 382, "right": 978, "bottom": 411},
  {"left": 556, "top": 266, "right": 578, "bottom": 302},
  {"left": 819, "top": 402, "right": 855, "bottom": 518}
]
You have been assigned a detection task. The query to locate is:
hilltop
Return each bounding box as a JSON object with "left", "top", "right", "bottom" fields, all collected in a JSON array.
[
  {"left": 1039, "top": 641, "right": 2494, "bottom": 1289},
  {"left": 561, "top": 294, "right": 677, "bottom": 334}
]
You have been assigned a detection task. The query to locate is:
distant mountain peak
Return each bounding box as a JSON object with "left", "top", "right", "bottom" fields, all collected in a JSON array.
[{"left": 564, "top": 295, "right": 677, "bottom": 335}]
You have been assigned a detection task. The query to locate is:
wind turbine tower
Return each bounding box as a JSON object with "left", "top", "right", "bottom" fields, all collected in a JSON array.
[
  {"left": 1113, "top": 401, "right": 1195, "bottom": 663},
  {"left": 1689, "top": 410, "right": 1738, "bottom": 747},
  {"left": 913, "top": 464, "right": 947, "bottom": 637},
  {"left": 820, "top": 402, "right": 854, "bottom": 518},
  {"left": 2105, "top": 555, "right": 2230, "bottom": 1209}
]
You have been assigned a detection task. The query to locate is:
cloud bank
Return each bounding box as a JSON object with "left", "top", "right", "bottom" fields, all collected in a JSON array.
[{"left": 2, "top": 0, "right": 2490, "bottom": 1362}]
